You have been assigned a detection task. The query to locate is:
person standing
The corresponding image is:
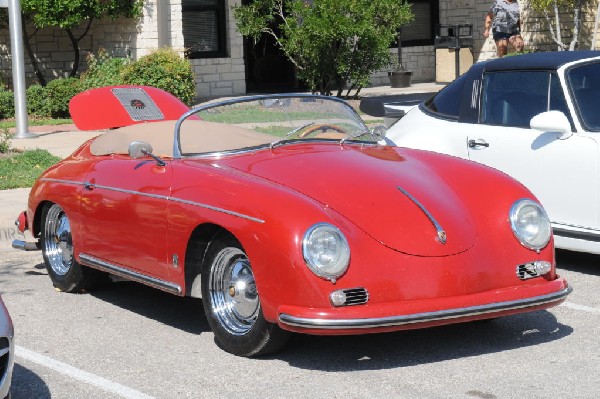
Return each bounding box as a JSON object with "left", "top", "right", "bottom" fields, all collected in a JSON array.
[{"left": 484, "top": 0, "right": 524, "bottom": 57}]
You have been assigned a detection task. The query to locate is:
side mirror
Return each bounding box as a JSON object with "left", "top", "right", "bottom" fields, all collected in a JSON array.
[
  {"left": 371, "top": 125, "right": 387, "bottom": 138},
  {"left": 359, "top": 98, "right": 406, "bottom": 118},
  {"left": 128, "top": 141, "right": 154, "bottom": 158},
  {"left": 128, "top": 141, "right": 166, "bottom": 166},
  {"left": 530, "top": 111, "right": 573, "bottom": 140}
]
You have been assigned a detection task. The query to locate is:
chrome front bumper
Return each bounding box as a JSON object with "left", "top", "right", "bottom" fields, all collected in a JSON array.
[{"left": 279, "top": 287, "right": 572, "bottom": 330}]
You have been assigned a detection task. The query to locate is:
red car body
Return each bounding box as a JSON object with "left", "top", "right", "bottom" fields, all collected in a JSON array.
[{"left": 13, "top": 87, "right": 570, "bottom": 356}]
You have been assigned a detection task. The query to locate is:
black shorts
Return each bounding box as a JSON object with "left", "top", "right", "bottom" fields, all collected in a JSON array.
[{"left": 493, "top": 31, "right": 520, "bottom": 41}]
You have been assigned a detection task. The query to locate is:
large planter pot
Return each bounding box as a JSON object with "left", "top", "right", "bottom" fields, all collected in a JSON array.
[{"left": 389, "top": 70, "right": 412, "bottom": 88}]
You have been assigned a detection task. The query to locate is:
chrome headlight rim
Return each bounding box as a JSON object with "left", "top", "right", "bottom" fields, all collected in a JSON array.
[
  {"left": 302, "top": 223, "right": 350, "bottom": 282},
  {"left": 509, "top": 198, "right": 551, "bottom": 251}
]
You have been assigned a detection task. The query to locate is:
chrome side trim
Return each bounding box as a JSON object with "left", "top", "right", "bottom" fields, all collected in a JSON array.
[
  {"left": 396, "top": 186, "right": 447, "bottom": 244},
  {"left": 85, "top": 184, "right": 167, "bottom": 200},
  {"left": 552, "top": 223, "right": 600, "bottom": 242},
  {"left": 79, "top": 253, "right": 182, "bottom": 295},
  {"left": 279, "top": 287, "right": 572, "bottom": 330},
  {"left": 40, "top": 178, "right": 86, "bottom": 187},
  {"left": 168, "top": 197, "right": 265, "bottom": 223},
  {"left": 40, "top": 178, "right": 264, "bottom": 223}
]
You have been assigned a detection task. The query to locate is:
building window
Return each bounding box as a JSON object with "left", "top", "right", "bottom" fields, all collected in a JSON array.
[
  {"left": 183, "top": 0, "right": 227, "bottom": 58},
  {"left": 397, "top": 0, "right": 439, "bottom": 47}
]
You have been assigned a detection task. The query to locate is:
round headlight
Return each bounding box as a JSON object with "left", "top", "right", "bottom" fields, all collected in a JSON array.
[
  {"left": 302, "top": 223, "right": 350, "bottom": 281},
  {"left": 509, "top": 199, "right": 551, "bottom": 251}
]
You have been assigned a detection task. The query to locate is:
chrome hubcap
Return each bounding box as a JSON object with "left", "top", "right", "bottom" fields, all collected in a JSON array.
[
  {"left": 43, "top": 204, "right": 73, "bottom": 276},
  {"left": 209, "top": 247, "right": 259, "bottom": 336}
]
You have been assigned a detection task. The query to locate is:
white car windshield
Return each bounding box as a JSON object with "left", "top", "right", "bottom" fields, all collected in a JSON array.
[{"left": 568, "top": 62, "right": 600, "bottom": 131}]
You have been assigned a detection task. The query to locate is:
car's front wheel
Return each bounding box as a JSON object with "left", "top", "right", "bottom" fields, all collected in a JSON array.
[
  {"left": 41, "top": 203, "right": 104, "bottom": 293},
  {"left": 201, "top": 236, "right": 290, "bottom": 357}
]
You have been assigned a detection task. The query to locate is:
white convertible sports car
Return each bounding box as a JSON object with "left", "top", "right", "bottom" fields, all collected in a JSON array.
[{"left": 382, "top": 51, "right": 600, "bottom": 255}]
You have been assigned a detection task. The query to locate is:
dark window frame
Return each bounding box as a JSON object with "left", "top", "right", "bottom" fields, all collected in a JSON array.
[
  {"left": 479, "top": 70, "right": 574, "bottom": 129},
  {"left": 183, "top": 0, "right": 228, "bottom": 59},
  {"left": 395, "top": 0, "right": 439, "bottom": 48}
]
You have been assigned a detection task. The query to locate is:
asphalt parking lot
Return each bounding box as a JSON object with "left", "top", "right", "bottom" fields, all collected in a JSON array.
[{"left": 1, "top": 246, "right": 598, "bottom": 399}]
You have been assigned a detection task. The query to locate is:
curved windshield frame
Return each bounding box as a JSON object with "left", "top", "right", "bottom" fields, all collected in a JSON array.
[
  {"left": 173, "top": 94, "right": 372, "bottom": 158},
  {"left": 566, "top": 61, "right": 600, "bottom": 132}
]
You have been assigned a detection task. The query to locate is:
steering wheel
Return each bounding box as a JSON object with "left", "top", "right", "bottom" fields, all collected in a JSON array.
[{"left": 298, "top": 124, "right": 347, "bottom": 138}]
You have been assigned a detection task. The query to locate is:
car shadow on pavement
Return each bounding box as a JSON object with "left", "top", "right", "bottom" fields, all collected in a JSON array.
[
  {"left": 10, "top": 363, "right": 51, "bottom": 399},
  {"left": 90, "top": 280, "right": 211, "bottom": 335},
  {"left": 271, "top": 310, "right": 572, "bottom": 371},
  {"left": 556, "top": 249, "right": 600, "bottom": 276}
]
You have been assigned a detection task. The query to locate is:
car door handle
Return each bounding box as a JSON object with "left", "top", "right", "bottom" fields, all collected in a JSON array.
[
  {"left": 468, "top": 139, "right": 490, "bottom": 148},
  {"left": 84, "top": 182, "right": 96, "bottom": 191}
]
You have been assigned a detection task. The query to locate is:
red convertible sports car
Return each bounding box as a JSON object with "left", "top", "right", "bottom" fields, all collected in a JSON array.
[{"left": 13, "top": 86, "right": 570, "bottom": 356}]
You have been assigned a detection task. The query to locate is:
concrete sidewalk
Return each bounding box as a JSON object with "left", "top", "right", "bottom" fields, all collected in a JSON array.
[{"left": 0, "top": 82, "right": 443, "bottom": 250}]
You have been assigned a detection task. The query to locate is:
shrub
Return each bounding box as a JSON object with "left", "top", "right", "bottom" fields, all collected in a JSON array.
[
  {"left": 0, "top": 128, "right": 9, "bottom": 153},
  {"left": 0, "top": 87, "right": 15, "bottom": 119},
  {"left": 121, "top": 48, "right": 196, "bottom": 105},
  {"left": 44, "top": 77, "right": 83, "bottom": 118},
  {"left": 80, "top": 50, "right": 130, "bottom": 90},
  {"left": 26, "top": 84, "right": 51, "bottom": 117}
]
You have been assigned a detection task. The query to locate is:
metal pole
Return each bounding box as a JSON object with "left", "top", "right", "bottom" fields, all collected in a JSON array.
[
  {"left": 8, "top": 0, "right": 35, "bottom": 138},
  {"left": 592, "top": 2, "right": 600, "bottom": 50}
]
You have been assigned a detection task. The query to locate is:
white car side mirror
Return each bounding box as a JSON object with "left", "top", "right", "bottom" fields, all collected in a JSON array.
[{"left": 530, "top": 111, "right": 573, "bottom": 140}]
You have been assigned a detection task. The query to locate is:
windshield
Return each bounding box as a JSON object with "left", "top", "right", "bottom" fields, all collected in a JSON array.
[
  {"left": 567, "top": 61, "right": 600, "bottom": 131},
  {"left": 174, "top": 94, "right": 372, "bottom": 157}
]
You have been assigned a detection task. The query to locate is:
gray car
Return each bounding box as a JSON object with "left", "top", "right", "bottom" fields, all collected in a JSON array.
[{"left": 0, "top": 296, "right": 13, "bottom": 399}]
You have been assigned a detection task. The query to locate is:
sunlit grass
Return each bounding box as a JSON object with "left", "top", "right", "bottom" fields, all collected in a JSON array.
[{"left": 0, "top": 149, "right": 60, "bottom": 190}]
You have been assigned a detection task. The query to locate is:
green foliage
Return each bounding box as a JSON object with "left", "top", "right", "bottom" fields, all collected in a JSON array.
[
  {"left": 20, "top": 0, "right": 143, "bottom": 29},
  {"left": 5, "top": 1, "right": 143, "bottom": 83},
  {"left": 44, "top": 78, "right": 82, "bottom": 118},
  {"left": 0, "top": 87, "right": 14, "bottom": 119},
  {"left": 80, "top": 49, "right": 130, "bottom": 90},
  {"left": 0, "top": 149, "right": 61, "bottom": 190},
  {"left": 121, "top": 48, "right": 196, "bottom": 105},
  {"left": 528, "top": 0, "right": 591, "bottom": 50},
  {"left": 0, "top": 128, "right": 9, "bottom": 154},
  {"left": 26, "top": 84, "right": 52, "bottom": 117},
  {"left": 234, "top": 0, "right": 413, "bottom": 96}
]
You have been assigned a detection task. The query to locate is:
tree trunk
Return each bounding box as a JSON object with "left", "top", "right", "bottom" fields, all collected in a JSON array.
[
  {"left": 554, "top": 1, "right": 564, "bottom": 50},
  {"left": 66, "top": 29, "right": 80, "bottom": 77},
  {"left": 569, "top": 6, "right": 581, "bottom": 51},
  {"left": 21, "top": 18, "right": 46, "bottom": 86}
]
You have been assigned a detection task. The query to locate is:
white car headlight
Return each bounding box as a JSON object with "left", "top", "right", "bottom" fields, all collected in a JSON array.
[
  {"left": 509, "top": 199, "right": 551, "bottom": 251},
  {"left": 302, "top": 223, "right": 350, "bottom": 282}
]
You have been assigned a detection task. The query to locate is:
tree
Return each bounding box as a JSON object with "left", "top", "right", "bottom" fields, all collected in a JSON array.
[
  {"left": 2, "top": 0, "right": 143, "bottom": 86},
  {"left": 529, "top": 0, "right": 592, "bottom": 51},
  {"left": 233, "top": 0, "right": 413, "bottom": 96}
]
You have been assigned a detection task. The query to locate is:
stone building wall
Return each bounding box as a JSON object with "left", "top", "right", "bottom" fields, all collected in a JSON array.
[
  {"left": 191, "top": 0, "right": 246, "bottom": 99},
  {"left": 0, "top": 2, "right": 161, "bottom": 87},
  {"left": 1, "top": 1, "right": 599, "bottom": 97},
  {"left": 0, "top": 0, "right": 246, "bottom": 99},
  {"left": 371, "top": 46, "right": 436, "bottom": 85},
  {"left": 440, "top": 0, "right": 600, "bottom": 61}
]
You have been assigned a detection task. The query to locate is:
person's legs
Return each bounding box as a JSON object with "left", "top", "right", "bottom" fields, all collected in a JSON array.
[
  {"left": 509, "top": 34, "right": 524, "bottom": 52},
  {"left": 495, "top": 38, "right": 508, "bottom": 57},
  {"left": 492, "top": 32, "right": 510, "bottom": 57}
]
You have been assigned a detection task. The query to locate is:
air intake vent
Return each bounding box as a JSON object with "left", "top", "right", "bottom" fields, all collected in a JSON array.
[
  {"left": 330, "top": 287, "right": 369, "bottom": 307},
  {"left": 342, "top": 288, "right": 369, "bottom": 305}
]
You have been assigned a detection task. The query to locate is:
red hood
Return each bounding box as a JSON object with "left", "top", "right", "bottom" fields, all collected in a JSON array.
[{"left": 222, "top": 144, "right": 477, "bottom": 256}]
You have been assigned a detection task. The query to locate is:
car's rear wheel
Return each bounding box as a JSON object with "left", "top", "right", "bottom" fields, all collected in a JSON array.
[
  {"left": 41, "top": 203, "right": 104, "bottom": 293},
  {"left": 201, "top": 236, "right": 290, "bottom": 357}
]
